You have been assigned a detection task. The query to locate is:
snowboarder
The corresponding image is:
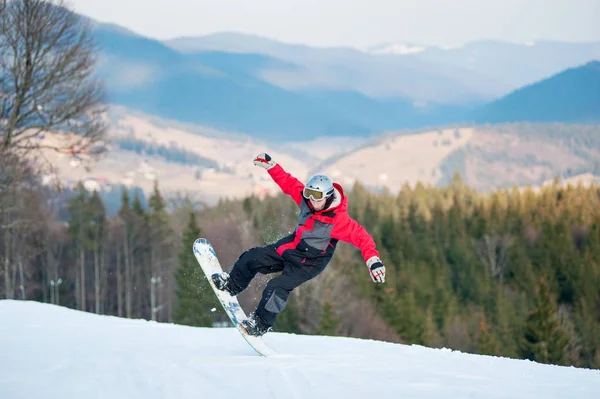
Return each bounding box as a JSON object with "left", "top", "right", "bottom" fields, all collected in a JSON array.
[{"left": 212, "top": 153, "right": 386, "bottom": 336}]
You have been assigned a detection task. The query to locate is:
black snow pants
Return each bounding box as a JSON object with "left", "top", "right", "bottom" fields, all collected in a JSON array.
[{"left": 228, "top": 243, "right": 328, "bottom": 327}]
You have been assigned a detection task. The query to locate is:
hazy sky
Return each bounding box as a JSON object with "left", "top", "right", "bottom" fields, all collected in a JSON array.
[{"left": 69, "top": 0, "right": 600, "bottom": 48}]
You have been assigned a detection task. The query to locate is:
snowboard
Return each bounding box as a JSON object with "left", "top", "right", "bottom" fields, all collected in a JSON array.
[{"left": 192, "top": 237, "right": 277, "bottom": 357}]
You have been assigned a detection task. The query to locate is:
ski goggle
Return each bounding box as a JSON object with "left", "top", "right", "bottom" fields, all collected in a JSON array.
[{"left": 303, "top": 187, "right": 332, "bottom": 201}]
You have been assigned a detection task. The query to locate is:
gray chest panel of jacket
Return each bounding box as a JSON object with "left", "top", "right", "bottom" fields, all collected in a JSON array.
[{"left": 295, "top": 201, "right": 334, "bottom": 251}]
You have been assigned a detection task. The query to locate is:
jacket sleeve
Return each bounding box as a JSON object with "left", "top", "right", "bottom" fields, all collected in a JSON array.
[
  {"left": 330, "top": 213, "right": 380, "bottom": 262},
  {"left": 267, "top": 164, "right": 304, "bottom": 206}
]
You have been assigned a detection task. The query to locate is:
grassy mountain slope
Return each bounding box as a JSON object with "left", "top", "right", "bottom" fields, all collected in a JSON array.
[{"left": 474, "top": 61, "right": 600, "bottom": 124}]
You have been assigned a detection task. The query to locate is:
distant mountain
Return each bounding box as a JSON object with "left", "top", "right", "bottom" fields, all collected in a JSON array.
[
  {"left": 93, "top": 24, "right": 374, "bottom": 140},
  {"left": 473, "top": 61, "right": 600, "bottom": 123},
  {"left": 91, "top": 25, "right": 600, "bottom": 141},
  {"left": 410, "top": 40, "right": 600, "bottom": 92},
  {"left": 297, "top": 90, "right": 474, "bottom": 131},
  {"left": 165, "top": 33, "right": 600, "bottom": 100},
  {"left": 91, "top": 24, "right": 479, "bottom": 141},
  {"left": 164, "top": 32, "right": 505, "bottom": 103}
]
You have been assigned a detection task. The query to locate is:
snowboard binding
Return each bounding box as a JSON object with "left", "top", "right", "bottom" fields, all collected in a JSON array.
[
  {"left": 240, "top": 313, "right": 272, "bottom": 337},
  {"left": 211, "top": 272, "right": 238, "bottom": 296}
]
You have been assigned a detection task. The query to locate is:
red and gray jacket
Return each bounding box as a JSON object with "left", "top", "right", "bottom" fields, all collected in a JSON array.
[{"left": 268, "top": 164, "right": 380, "bottom": 268}]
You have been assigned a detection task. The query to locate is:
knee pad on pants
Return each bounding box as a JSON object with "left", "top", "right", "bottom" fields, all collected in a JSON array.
[{"left": 264, "top": 287, "right": 288, "bottom": 314}]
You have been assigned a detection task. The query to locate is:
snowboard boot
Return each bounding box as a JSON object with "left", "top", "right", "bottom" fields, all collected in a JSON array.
[
  {"left": 211, "top": 272, "right": 238, "bottom": 296},
  {"left": 240, "top": 312, "right": 272, "bottom": 337}
]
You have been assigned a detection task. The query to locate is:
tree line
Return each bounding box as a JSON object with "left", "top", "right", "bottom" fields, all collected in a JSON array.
[
  {"left": 336, "top": 175, "right": 600, "bottom": 369},
  {"left": 112, "top": 135, "right": 219, "bottom": 169}
]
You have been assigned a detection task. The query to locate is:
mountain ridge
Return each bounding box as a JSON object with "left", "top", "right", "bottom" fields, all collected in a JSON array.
[
  {"left": 91, "top": 23, "right": 600, "bottom": 142},
  {"left": 474, "top": 60, "right": 600, "bottom": 123}
]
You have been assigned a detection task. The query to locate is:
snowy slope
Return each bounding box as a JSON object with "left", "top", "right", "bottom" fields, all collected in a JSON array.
[{"left": 1, "top": 300, "right": 599, "bottom": 399}]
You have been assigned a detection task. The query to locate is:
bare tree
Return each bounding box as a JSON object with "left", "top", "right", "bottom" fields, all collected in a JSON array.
[
  {"left": 0, "top": 150, "right": 38, "bottom": 298},
  {"left": 45, "top": 222, "right": 67, "bottom": 304},
  {"left": 473, "top": 234, "right": 512, "bottom": 283},
  {"left": 0, "top": 0, "right": 107, "bottom": 155},
  {"left": 89, "top": 191, "right": 105, "bottom": 314}
]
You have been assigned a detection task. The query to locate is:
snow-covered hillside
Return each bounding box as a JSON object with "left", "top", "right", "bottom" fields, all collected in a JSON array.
[{"left": 1, "top": 300, "right": 598, "bottom": 399}]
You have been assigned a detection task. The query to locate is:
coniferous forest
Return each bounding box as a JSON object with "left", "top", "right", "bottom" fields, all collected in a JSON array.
[{"left": 2, "top": 151, "right": 599, "bottom": 370}]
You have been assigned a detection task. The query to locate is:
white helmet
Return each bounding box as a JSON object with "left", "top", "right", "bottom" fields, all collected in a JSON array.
[{"left": 303, "top": 175, "right": 334, "bottom": 200}]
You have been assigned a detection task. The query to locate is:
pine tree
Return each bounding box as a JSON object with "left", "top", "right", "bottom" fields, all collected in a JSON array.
[
  {"left": 397, "top": 290, "right": 421, "bottom": 344},
  {"left": 118, "top": 187, "right": 134, "bottom": 318},
  {"left": 132, "top": 190, "right": 145, "bottom": 218},
  {"left": 148, "top": 182, "right": 169, "bottom": 237},
  {"left": 147, "top": 181, "right": 172, "bottom": 322},
  {"left": 129, "top": 190, "right": 149, "bottom": 319},
  {"left": 316, "top": 287, "right": 341, "bottom": 336},
  {"left": 490, "top": 286, "right": 521, "bottom": 358},
  {"left": 521, "top": 275, "right": 570, "bottom": 365},
  {"left": 379, "top": 216, "right": 400, "bottom": 266},
  {"left": 173, "top": 211, "right": 223, "bottom": 327},
  {"left": 67, "top": 181, "right": 93, "bottom": 311},
  {"left": 477, "top": 313, "right": 501, "bottom": 356},
  {"left": 273, "top": 293, "right": 302, "bottom": 334},
  {"left": 420, "top": 306, "right": 442, "bottom": 348},
  {"left": 89, "top": 190, "right": 107, "bottom": 315},
  {"left": 118, "top": 188, "right": 131, "bottom": 219}
]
